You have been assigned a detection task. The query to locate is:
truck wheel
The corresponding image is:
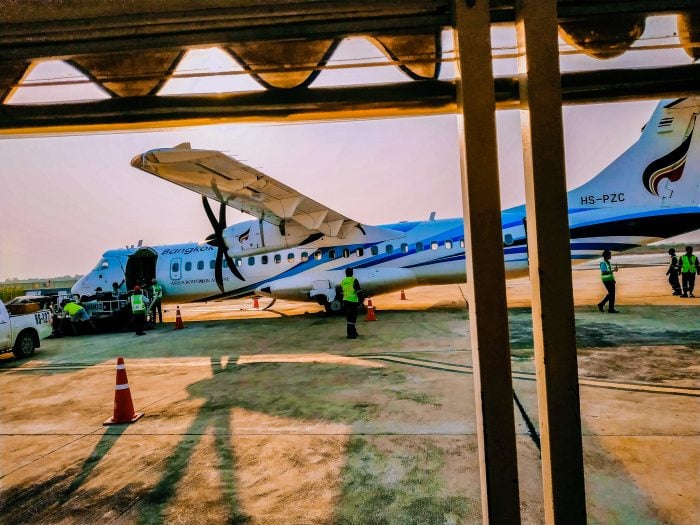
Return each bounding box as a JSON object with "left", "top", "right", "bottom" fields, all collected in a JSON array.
[{"left": 13, "top": 332, "right": 36, "bottom": 359}]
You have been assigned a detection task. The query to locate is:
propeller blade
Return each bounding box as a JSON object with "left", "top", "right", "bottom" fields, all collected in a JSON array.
[
  {"left": 202, "top": 196, "right": 245, "bottom": 283},
  {"left": 218, "top": 201, "right": 227, "bottom": 229},
  {"left": 223, "top": 250, "right": 245, "bottom": 281},
  {"left": 214, "top": 247, "right": 225, "bottom": 293},
  {"left": 202, "top": 196, "right": 220, "bottom": 233}
]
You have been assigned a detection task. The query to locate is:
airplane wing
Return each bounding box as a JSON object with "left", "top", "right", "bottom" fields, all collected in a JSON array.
[{"left": 131, "top": 143, "right": 377, "bottom": 239}]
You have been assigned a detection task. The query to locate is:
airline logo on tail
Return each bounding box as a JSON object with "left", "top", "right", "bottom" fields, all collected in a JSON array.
[
  {"left": 642, "top": 114, "right": 696, "bottom": 196},
  {"left": 238, "top": 228, "right": 251, "bottom": 243}
]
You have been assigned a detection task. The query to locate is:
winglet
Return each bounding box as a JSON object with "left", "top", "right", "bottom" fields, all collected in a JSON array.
[{"left": 174, "top": 142, "right": 191, "bottom": 150}]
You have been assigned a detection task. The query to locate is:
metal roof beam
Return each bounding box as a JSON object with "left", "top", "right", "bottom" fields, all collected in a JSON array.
[
  {"left": 1, "top": 1, "right": 697, "bottom": 60},
  {"left": 1, "top": 63, "right": 698, "bottom": 136}
]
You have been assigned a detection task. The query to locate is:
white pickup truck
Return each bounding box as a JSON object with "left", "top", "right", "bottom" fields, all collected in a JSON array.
[{"left": 0, "top": 299, "right": 52, "bottom": 358}]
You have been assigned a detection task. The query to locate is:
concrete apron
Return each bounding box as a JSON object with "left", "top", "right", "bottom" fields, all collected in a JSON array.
[{"left": 0, "top": 281, "right": 698, "bottom": 524}]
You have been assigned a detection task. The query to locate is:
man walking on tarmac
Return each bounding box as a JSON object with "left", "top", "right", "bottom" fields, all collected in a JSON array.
[
  {"left": 130, "top": 285, "right": 150, "bottom": 336},
  {"left": 597, "top": 249, "right": 619, "bottom": 313},
  {"left": 340, "top": 268, "right": 362, "bottom": 339},
  {"left": 148, "top": 278, "right": 164, "bottom": 324},
  {"left": 679, "top": 245, "right": 699, "bottom": 298},
  {"left": 666, "top": 248, "right": 682, "bottom": 296}
]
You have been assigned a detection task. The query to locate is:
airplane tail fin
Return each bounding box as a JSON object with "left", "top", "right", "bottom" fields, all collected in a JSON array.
[{"left": 568, "top": 98, "right": 700, "bottom": 210}]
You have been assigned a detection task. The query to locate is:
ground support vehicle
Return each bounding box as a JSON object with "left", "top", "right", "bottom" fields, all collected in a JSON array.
[{"left": 0, "top": 299, "right": 52, "bottom": 358}]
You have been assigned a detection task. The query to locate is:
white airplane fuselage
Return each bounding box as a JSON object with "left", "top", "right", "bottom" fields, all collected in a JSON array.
[{"left": 73, "top": 98, "right": 700, "bottom": 307}]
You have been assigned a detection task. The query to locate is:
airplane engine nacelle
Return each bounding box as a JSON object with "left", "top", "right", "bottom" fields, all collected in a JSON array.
[
  {"left": 222, "top": 220, "right": 311, "bottom": 257},
  {"left": 255, "top": 268, "right": 418, "bottom": 303}
]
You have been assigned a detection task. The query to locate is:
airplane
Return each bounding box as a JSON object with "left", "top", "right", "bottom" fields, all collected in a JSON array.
[{"left": 72, "top": 98, "right": 700, "bottom": 312}]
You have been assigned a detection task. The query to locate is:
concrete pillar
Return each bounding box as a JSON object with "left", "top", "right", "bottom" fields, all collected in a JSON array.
[
  {"left": 453, "top": 1, "right": 520, "bottom": 523},
  {"left": 515, "top": 0, "right": 587, "bottom": 523}
]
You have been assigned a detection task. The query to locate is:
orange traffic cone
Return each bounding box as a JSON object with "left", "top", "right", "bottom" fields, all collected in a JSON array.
[
  {"left": 367, "top": 298, "right": 373, "bottom": 308},
  {"left": 104, "top": 357, "right": 144, "bottom": 425},
  {"left": 253, "top": 296, "right": 260, "bottom": 309},
  {"left": 175, "top": 305, "right": 184, "bottom": 329},
  {"left": 366, "top": 304, "right": 377, "bottom": 321},
  {"left": 400, "top": 290, "right": 407, "bottom": 300}
]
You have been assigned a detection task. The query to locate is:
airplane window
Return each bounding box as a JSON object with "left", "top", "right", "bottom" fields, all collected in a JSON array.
[
  {"left": 401, "top": 243, "right": 408, "bottom": 253},
  {"left": 371, "top": 246, "right": 379, "bottom": 256},
  {"left": 261, "top": 255, "right": 268, "bottom": 265},
  {"left": 357, "top": 248, "right": 364, "bottom": 257},
  {"left": 274, "top": 254, "right": 281, "bottom": 264},
  {"left": 185, "top": 262, "right": 192, "bottom": 271},
  {"left": 504, "top": 233, "right": 514, "bottom": 246},
  {"left": 235, "top": 258, "right": 242, "bottom": 267},
  {"left": 172, "top": 262, "right": 179, "bottom": 273},
  {"left": 431, "top": 241, "right": 439, "bottom": 251},
  {"left": 460, "top": 239, "right": 465, "bottom": 248},
  {"left": 197, "top": 260, "right": 204, "bottom": 270},
  {"left": 301, "top": 252, "right": 309, "bottom": 262},
  {"left": 445, "top": 240, "right": 453, "bottom": 249},
  {"left": 386, "top": 244, "right": 393, "bottom": 254},
  {"left": 210, "top": 260, "right": 215, "bottom": 269},
  {"left": 248, "top": 257, "right": 255, "bottom": 266},
  {"left": 416, "top": 242, "right": 423, "bottom": 252},
  {"left": 93, "top": 259, "right": 108, "bottom": 271},
  {"left": 314, "top": 250, "right": 322, "bottom": 260},
  {"left": 288, "top": 253, "right": 295, "bottom": 263},
  {"left": 329, "top": 249, "right": 336, "bottom": 259},
  {"left": 343, "top": 249, "right": 350, "bottom": 258}
]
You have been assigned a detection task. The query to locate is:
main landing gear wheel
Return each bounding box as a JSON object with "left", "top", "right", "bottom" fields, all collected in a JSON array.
[
  {"left": 324, "top": 299, "right": 343, "bottom": 314},
  {"left": 13, "top": 332, "right": 36, "bottom": 359}
]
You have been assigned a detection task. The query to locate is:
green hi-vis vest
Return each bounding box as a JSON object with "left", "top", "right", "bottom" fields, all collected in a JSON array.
[
  {"left": 152, "top": 284, "right": 163, "bottom": 300},
  {"left": 680, "top": 254, "right": 698, "bottom": 273},
  {"left": 131, "top": 294, "right": 146, "bottom": 313},
  {"left": 600, "top": 261, "right": 615, "bottom": 282},
  {"left": 340, "top": 277, "right": 359, "bottom": 303},
  {"left": 63, "top": 302, "right": 83, "bottom": 316}
]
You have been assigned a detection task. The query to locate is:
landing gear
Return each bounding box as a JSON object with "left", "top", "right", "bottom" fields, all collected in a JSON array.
[{"left": 324, "top": 299, "right": 343, "bottom": 314}]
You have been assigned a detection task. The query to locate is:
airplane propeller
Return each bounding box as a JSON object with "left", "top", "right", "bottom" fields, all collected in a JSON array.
[{"left": 202, "top": 196, "right": 245, "bottom": 291}]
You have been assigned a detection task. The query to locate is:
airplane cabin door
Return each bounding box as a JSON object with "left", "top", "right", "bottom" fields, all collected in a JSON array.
[{"left": 170, "top": 258, "right": 182, "bottom": 281}]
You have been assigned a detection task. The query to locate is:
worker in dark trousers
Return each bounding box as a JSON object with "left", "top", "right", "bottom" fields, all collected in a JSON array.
[
  {"left": 149, "top": 278, "right": 164, "bottom": 324},
  {"left": 679, "top": 245, "right": 699, "bottom": 298},
  {"left": 340, "top": 268, "right": 362, "bottom": 339},
  {"left": 130, "top": 286, "right": 150, "bottom": 335},
  {"left": 666, "top": 248, "right": 682, "bottom": 296},
  {"left": 597, "top": 249, "right": 619, "bottom": 313}
]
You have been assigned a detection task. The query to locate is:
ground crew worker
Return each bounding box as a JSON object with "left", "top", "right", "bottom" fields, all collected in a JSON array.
[
  {"left": 666, "top": 248, "right": 682, "bottom": 296},
  {"left": 340, "top": 268, "right": 362, "bottom": 339},
  {"left": 130, "top": 286, "right": 150, "bottom": 336},
  {"left": 679, "top": 245, "right": 699, "bottom": 298},
  {"left": 62, "top": 299, "right": 97, "bottom": 334},
  {"left": 149, "top": 278, "right": 163, "bottom": 324},
  {"left": 597, "top": 249, "right": 619, "bottom": 313}
]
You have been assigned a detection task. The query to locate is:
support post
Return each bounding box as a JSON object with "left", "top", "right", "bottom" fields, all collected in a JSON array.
[
  {"left": 515, "top": 0, "right": 587, "bottom": 523},
  {"left": 453, "top": 1, "right": 520, "bottom": 523}
]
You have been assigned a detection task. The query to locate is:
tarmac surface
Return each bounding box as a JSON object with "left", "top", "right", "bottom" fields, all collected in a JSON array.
[{"left": 1, "top": 263, "right": 698, "bottom": 524}]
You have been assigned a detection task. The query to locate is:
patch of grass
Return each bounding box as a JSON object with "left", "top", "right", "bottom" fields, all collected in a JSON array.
[
  {"left": 334, "top": 438, "right": 472, "bottom": 525},
  {"left": 187, "top": 362, "right": 405, "bottom": 424},
  {"left": 387, "top": 389, "right": 441, "bottom": 406}
]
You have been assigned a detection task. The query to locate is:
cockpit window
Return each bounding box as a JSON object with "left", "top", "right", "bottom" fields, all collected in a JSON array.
[{"left": 93, "top": 259, "right": 109, "bottom": 271}]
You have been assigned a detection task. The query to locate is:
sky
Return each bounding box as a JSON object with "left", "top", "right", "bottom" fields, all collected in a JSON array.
[{"left": 0, "top": 16, "right": 695, "bottom": 280}]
